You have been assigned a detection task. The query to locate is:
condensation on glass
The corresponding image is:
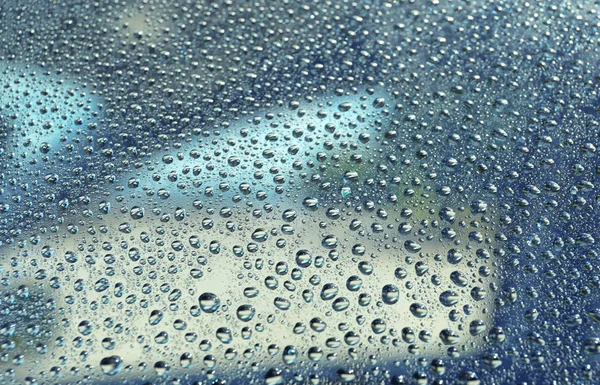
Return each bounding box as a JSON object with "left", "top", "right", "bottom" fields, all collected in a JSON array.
[{"left": 0, "top": 1, "right": 599, "bottom": 385}]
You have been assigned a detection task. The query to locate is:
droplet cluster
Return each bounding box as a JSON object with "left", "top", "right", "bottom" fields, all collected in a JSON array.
[{"left": 0, "top": 1, "right": 599, "bottom": 384}]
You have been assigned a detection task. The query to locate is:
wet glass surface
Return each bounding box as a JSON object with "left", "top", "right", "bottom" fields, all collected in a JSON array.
[{"left": 0, "top": 1, "right": 600, "bottom": 384}]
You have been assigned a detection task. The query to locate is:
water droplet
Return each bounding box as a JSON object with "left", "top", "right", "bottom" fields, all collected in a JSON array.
[
  {"left": 100, "top": 355, "right": 123, "bottom": 376},
  {"left": 198, "top": 293, "right": 221, "bottom": 313},
  {"left": 236, "top": 305, "right": 256, "bottom": 322},
  {"left": 382, "top": 284, "right": 400, "bottom": 305}
]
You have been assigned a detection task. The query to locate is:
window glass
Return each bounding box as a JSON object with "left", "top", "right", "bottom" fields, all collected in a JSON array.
[{"left": 0, "top": 1, "right": 598, "bottom": 384}]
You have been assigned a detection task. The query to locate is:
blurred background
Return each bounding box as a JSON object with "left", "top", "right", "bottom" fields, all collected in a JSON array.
[{"left": 1, "top": 1, "right": 600, "bottom": 384}]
